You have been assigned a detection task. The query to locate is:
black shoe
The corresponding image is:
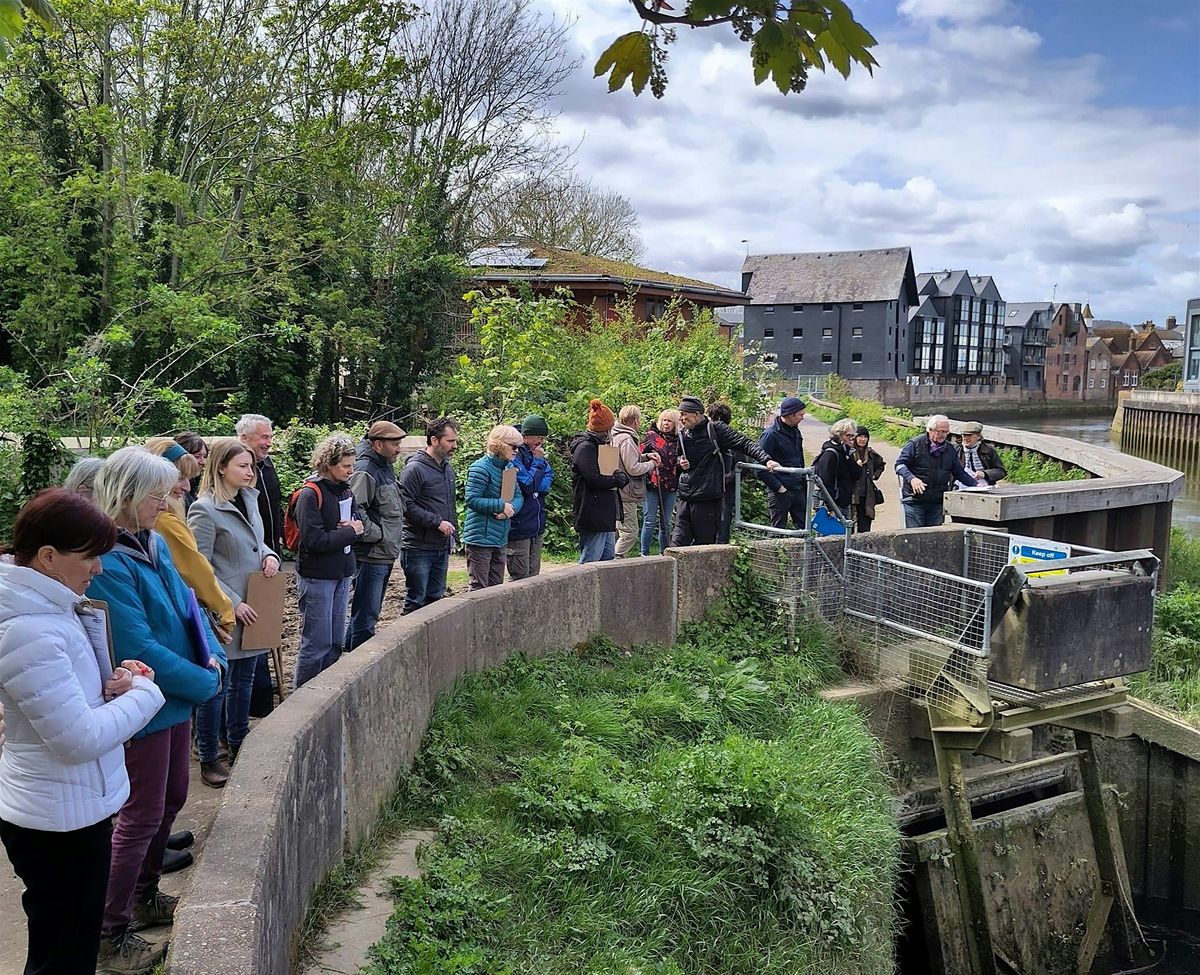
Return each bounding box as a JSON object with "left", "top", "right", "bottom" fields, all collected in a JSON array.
[
  {"left": 166, "top": 830, "right": 194, "bottom": 851},
  {"left": 162, "top": 848, "right": 193, "bottom": 874}
]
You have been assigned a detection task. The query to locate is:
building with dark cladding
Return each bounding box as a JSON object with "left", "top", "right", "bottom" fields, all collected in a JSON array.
[
  {"left": 909, "top": 269, "right": 1007, "bottom": 382},
  {"left": 740, "top": 247, "right": 918, "bottom": 380}
]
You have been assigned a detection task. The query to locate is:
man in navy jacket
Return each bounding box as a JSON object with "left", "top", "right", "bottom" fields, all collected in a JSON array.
[
  {"left": 508, "top": 414, "right": 554, "bottom": 579},
  {"left": 757, "top": 397, "right": 808, "bottom": 530}
]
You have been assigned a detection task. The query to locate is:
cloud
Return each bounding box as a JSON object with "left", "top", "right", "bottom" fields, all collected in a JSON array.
[{"left": 541, "top": 0, "right": 1200, "bottom": 324}]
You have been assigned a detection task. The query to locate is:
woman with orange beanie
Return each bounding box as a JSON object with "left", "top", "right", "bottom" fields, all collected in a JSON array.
[{"left": 568, "top": 400, "right": 630, "bottom": 563}]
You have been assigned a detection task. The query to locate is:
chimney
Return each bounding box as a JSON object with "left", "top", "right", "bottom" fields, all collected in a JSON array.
[{"left": 1167, "top": 315, "right": 1177, "bottom": 329}]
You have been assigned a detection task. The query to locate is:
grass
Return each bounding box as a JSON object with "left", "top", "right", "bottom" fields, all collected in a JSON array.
[
  {"left": 362, "top": 552, "right": 901, "bottom": 975},
  {"left": 1129, "top": 529, "right": 1200, "bottom": 726}
]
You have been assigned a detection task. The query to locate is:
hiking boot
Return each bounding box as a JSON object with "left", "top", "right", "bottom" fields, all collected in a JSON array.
[
  {"left": 96, "top": 929, "right": 167, "bottom": 974},
  {"left": 200, "top": 759, "right": 229, "bottom": 788},
  {"left": 131, "top": 888, "right": 178, "bottom": 930}
]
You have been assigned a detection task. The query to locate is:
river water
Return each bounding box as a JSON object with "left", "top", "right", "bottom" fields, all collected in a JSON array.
[{"left": 982, "top": 410, "right": 1200, "bottom": 535}]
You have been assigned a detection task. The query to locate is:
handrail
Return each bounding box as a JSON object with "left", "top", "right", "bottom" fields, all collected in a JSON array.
[{"left": 733, "top": 462, "right": 853, "bottom": 536}]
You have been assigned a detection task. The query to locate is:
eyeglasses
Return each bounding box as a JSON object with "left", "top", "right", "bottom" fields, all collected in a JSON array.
[{"left": 148, "top": 492, "right": 172, "bottom": 505}]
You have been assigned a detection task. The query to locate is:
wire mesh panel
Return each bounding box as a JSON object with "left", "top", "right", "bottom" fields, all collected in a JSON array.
[{"left": 842, "top": 549, "right": 994, "bottom": 723}]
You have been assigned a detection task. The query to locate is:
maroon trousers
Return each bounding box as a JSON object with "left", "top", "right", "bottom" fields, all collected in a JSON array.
[{"left": 102, "top": 720, "right": 191, "bottom": 936}]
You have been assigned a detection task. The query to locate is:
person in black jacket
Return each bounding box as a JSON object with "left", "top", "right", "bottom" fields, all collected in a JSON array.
[
  {"left": 955, "top": 422, "right": 1007, "bottom": 485},
  {"left": 293, "top": 434, "right": 363, "bottom": 688},
  {"left": 757, "top": 396, "right": 808, "bottom": 530},
  {"left": 850, "top": 426, "right": 886, "bottom": 533},
  {"left": 895, "top": 414, "right": 976, "bottom": 528},
  {"left": 672, "top": 396, "right": 779, "bottom": 547},
  {"left": 570, "top": 399, "right": 629, "bottom": 563},
  {"left": 398, "top": 418, "right": 459, "bottom": 613},
  {"left": 814, "top": 418, "right": 859, "bottom": 517}
]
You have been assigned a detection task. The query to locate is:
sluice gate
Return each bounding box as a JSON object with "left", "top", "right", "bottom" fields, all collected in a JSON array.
[{"left": 734, "top": 469, "right": 1164, "bottom": 975}]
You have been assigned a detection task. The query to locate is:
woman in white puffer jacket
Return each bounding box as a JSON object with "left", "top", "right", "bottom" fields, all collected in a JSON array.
[{"left": 0, "top": 488, "right": 164, "bottom": 975}]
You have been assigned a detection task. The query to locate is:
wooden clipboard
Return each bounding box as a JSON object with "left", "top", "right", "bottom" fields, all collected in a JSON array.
[
  {"left": 500, "top": 466, "right": 517, "bottom": 502},
  {"left": 240, "top": 572, "right": 288, "bottom": 651},
  {"left": 598, "top": 444, "right": 620, "bottom": 476}
]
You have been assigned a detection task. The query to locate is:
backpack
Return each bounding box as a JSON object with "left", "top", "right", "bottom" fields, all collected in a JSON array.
[{"left": 283, "top": 480, "right": 323, "bottom": 551}]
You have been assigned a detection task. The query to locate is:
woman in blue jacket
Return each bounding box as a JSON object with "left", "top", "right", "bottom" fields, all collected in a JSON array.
[
  {"left": 463, "top": 425, "right": 524, "bottom": 590},
  {"left": 89, "top": 447, "right": 227, "bottom": 972}
]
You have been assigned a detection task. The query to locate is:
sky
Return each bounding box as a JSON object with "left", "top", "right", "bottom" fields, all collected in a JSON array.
[{"left": 538, "top": 0, "right": 1200, "bottom": 326}]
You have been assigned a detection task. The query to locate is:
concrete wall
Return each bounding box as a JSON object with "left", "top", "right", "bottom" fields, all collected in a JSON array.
[{"left": 168, "top": 553, "right": 726, "bottom": 975}]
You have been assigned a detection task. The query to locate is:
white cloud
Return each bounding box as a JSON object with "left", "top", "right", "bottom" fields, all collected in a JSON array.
[{"left": 538, "top": 0, "right": 1200, "bottom": 325}]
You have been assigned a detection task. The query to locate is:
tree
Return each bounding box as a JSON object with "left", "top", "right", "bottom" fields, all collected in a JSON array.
[
  {"left": 0, "top": 0, "right": 54, "bottom": 59},
  {"left": 595, "top": 0, "right": 878, "bottom": 98},
  {"left": 476, "top": 176, "right": 646, "bottom": 263}
]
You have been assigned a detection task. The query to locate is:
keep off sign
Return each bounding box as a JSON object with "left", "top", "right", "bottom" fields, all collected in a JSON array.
[{"left": 1009, "top": 535, "right": 1071, "bottom": 577}]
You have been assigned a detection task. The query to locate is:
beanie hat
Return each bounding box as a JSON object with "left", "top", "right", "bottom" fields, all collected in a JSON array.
[
  {"left": 587, "top": 399, "right": 615, "bottom": 433},
  {"left": 679, "top": 396, "right": 704, "bottom": 415},
  {"left": 521, "top": 414, "right": 550, "bottom": 437},
  {"left": 779, "top": 396, "right": 806, "bottom": 417},
  {"left": 367, "top": 420, "right": 406, "bottom": 441},
  {"left": 856, "top": 425, "right": 870, "bottom": 438}
]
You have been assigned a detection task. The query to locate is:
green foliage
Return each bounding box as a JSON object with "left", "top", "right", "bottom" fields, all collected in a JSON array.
[
  {"left": 598, "top": 1, "right": 878, "bottom": 98},
  {"left": 994, "top": 446, "right": 1087, "bottom": 485},
  {"left": 1165, "top": 527, "right": 1200, "bottom": 590},
  {"left": 1131, "top": 532, "right": 1200, "bottom": 724},
  {"left": 430, "top": 291, "right": 774, "bottom": 555},
  {"left": 373, "top": 566, "right": 898, "bottom": 975},
  {"left": 1138, "top": 360, "right": 1182, "bottom": 391}
]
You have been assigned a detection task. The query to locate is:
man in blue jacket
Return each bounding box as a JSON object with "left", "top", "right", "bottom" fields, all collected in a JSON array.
[
  {"left": 508, "top": 414, "right": 554, "bottom": 580},
  {"left": 757, "top": 396, "right": 808, "bottom": 530},
  {"left": 895, "top": 414, "right": 976, "bottom": 528}
]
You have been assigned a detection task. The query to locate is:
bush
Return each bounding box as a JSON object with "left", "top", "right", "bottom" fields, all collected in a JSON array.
[{"left": 1138, "top": 361, "right": 1181, "bottom": 391}]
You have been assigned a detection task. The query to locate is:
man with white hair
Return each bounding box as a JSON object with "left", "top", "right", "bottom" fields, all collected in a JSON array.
[
  {"left": 894, "top": 414, "right": 976, "bottom": 529},
  {"left": 236, "top": 414, "right": 283, "bottom": 553}
]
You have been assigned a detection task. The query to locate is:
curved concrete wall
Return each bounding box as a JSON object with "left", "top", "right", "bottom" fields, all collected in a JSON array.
[{"left": 167, "top": 553, "right": 734, "bottom": 975}]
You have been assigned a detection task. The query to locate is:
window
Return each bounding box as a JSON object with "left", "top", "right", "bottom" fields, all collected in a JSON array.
[
  {"left": 851, "top": 352, "right": 863, "bottom": 363},
  {"left": 1089, "top": 359, "right": 1096, "bottom": 370},
  {"left": 822, "top": 328, "right": 833, "bottom": 339},
  {"left": 1088, "top": 377, "right": 1095, "bottom": 388},
  {"left": 821, "top": 353, "right": 832, "bottom": 364},
  {"left": 645, "top": 297, "right": 667, "bottom": 320},
  {"left": 792, "top": 304, "right": 803, "bottom": 312},
  {"left": 852, "top": 302, "right": 864, "bottom": 311},
  {"left": 793, "top": 328, "right": 803, "bottom": 339},
  {"left": 852, "top": 327, "right": 863, "bottom": 338},
  {"left": 764, "top": 305, "right": 775, "bottom": 314},
  {"left": 1101, "top": 377, "right": 1107, "bottom": 388},
  {"left": 792, "top": 353, "right": 803, "bottom": 363},
  {"left": 763, "top": 328, "right": 774, "bottom": 339},
  {"left": 823, "top": 303, "right": 834, "bottom": 312}
]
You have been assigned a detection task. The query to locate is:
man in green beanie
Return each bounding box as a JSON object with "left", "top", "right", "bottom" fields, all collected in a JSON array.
[{"left": 508, "top": 414, "right": 554, "bottom": 579}]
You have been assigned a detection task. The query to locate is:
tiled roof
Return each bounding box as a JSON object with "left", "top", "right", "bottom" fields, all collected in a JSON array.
[
  {"left": 1005, "top": 301, "right": 1054, "bottom": 328},
  {"left": 469, "top": 243, "right": 743, "bottom": 299},
  {"left": 743, "top": 247, "right": 913, "bottom": 304}
]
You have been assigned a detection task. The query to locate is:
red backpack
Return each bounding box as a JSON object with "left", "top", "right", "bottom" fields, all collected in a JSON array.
[{"left": 283, "top": 480, "right": 323, "bottom": 551}]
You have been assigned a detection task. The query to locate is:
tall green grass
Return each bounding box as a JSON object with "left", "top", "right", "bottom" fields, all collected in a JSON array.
[{"left": 366, "top": 554, "right": 900, "bottom": 975}]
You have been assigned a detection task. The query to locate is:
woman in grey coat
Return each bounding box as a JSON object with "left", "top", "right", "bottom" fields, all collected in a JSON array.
[{"left": 188, "top": 438, "right": 280, "bottom": 760}]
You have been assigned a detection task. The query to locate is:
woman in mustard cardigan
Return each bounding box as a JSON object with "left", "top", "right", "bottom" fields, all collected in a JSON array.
[{"left": 145, "top": 439, "right": 236, "bottom": 790}]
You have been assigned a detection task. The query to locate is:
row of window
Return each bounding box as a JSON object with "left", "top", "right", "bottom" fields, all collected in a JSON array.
[
  {"left": 761, "top": 327, "right": 864, "bottom": 339},
  {"left": 785, "top": 352, "right": 864, "bottom": 364},
  {"left": 762, "top": 303, "right": 865, "bottom": 313}
]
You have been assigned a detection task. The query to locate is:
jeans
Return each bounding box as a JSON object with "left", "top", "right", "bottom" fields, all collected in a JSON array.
[
  {"left": 346, "top": 561, "right": 393, "bottom": 651},
  {"left": 640, "top": 489, "right": 676, "bottom": 555},
  {"left": 401, "top": 546, "right": 449, "bottom": 614},
  {"left": 294, "top": 575, "right": 350, "bottom": 689},
  {"left": 508, "top": 535, "right": 543, "bottom": 579},
  {"left": 768, "top": 485, "right": 808, "bottom": 531},
  {"left": 249, "top": 652, "right": 275, "bottom": 718},
  {"left": 194, "top": 686, "right": 223, "bottom": 764},
  {"left": 578, "top": 531, "right": 615, "bottom": 563},
  {"left": 0, "top": 815, "right": 111, "bottom": 974},
  {"left": 902, "top": 500, "right": 945, "bottom": 528},
  {"left": 103, "top": 721, "right": 190, "bottom": 936},
  {"left": 225, "top": 656, "right": 262, "bottom": 753}
]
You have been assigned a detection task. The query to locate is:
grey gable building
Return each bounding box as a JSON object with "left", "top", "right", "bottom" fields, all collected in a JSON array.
[{"left": 741, "top": 247, "right": 918, "bottom": 380}]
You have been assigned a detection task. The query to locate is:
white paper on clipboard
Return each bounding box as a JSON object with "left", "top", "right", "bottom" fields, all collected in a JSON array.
[{"left": 77, "top": 600, "right": 115, "bottom": 681}]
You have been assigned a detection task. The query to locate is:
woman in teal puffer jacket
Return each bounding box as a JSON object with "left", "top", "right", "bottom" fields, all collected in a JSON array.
[{"left": 463, "top": 425, "right": 524, "bottom": 590}]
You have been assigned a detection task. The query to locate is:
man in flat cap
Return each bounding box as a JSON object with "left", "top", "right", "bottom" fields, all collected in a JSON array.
[
  {"left": 955, "top": 421, "right": 1006, "bottom": 486},
  {"left": 346, "top": 419, "right": 407, "bottom": 651},
  {"left": 673, "top": 395, "right": 779, "bottom": 547}
]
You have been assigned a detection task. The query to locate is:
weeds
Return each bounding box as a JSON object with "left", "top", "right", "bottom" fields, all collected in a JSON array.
[{"left": 365, "top": 557, "right": 900, "bottom": 975}]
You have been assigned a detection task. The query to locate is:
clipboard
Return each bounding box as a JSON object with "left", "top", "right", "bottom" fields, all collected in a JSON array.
[
  {"left": 241, "top": 571, "right": 288, "bottom": 650},
  {"left": 79, "top": 599, "right": 116, "bottom": 680},
  {"left": 500, "top": 466, "right": 517, "bottom": 503},
  {"left": 598, "top": 444, "right": 620, "bottom": 476}
]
